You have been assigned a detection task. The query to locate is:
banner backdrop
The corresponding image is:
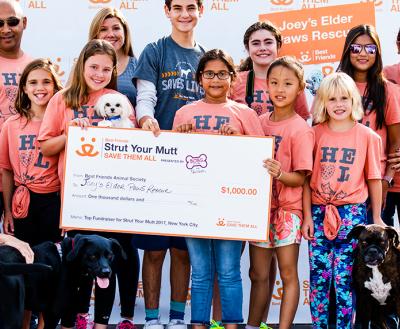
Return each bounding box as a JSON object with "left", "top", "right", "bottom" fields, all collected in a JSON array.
[{"left": 16, "top": 0, "right": 399, "bottom": 324}]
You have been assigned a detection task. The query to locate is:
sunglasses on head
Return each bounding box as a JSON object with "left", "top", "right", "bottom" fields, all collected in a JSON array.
[
  {"left": 349, "top": 43, "right": 377, "bottom": 55},
  {"left": 0, "top": 17, "right": 21, "bottom": 28}
]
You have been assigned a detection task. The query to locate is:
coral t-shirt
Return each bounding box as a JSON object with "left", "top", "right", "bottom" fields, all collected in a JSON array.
[
  {"left": 310, "top": 122, "right": 382, "bottom": 205},
  {"left": 384, "top": 63, "right": 400, "bottom": 84},
  {"left": 382, "top": 65, "right": 400, "bottom": 192},
  {"left": 231, "top": 70, "right": 310, "bottom": 120},
  {"left": 173, "top": 99, "right": 264, "bottom": 136},
  {"left": 38, "top": 88, "right": 133, "bottom": 184},
  {"left": 356, "top": 81, "right": 400, "bottom": 178},
  {"left": 0, "top": 115, "right": 60, "bottom": 193},
  {"left": 0, "top": 53, "right": 33, "bottom": 192},
  {"left": 259, "top": 112, "right": 314, "bottom": 220}
]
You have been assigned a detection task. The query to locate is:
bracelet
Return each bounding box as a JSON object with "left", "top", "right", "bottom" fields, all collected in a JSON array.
[{"left": 277, "top": 170, "right": 283, "bottom": 180}]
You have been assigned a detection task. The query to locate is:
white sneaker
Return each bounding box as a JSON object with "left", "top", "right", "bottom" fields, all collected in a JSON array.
[
  {"left": 166, "top": 319, "right": 187, "bottom": 329},
  {"left": 144, "top": 320, "right": 164, "bottom": 329}
]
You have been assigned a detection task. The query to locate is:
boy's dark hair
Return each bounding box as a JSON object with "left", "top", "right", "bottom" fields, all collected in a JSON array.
[
  {"left": 165, "top": 0, "right": 203, "bottom": 10},
  {"left": 195, "top": 49, "right": 237, "bottom": 84}
]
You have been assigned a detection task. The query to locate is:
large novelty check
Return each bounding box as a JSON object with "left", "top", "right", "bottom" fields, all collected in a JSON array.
[{"left": 61, "top": 126, "right": 273, "bottom": 241}]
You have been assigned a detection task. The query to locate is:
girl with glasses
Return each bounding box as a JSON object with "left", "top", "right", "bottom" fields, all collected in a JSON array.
[
  {"left": 172, "top": 49, "right": 264, "bottom": 329},
  {"left": 337, "top": 24, "right": 400, "bottom": 214}
]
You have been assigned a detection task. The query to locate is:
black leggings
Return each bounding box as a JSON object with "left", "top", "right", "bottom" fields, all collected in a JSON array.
[
  {"left": 13, "top": 191, "right": 62, "bottom": 246},
  {"left": 66, "top": 231, "right": 140, "bottom": 324}
]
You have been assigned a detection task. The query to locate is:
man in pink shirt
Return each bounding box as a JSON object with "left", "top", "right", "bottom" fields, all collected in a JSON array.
[{"left": 0, "top": 0, "right": 32, "bottom": 218}]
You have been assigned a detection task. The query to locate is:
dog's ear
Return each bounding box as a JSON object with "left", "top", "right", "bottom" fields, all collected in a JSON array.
[
  {"left": 109, "top": 238, "right": 127, "bottom": 260},
  {"left": 385, "top": 226, "right": 400, "bottom": 248},
  {"left": 348, "top": 225, "right": 366, "bottom": 241},
  {"left": 95, "top": 96, "right": 106, "bottom": 117},
  {"left": 121, "top": 95, "right": 133, "bottom": 117},
  {"left": 66, "top": 235, "right": 89, "bottom": 262}
]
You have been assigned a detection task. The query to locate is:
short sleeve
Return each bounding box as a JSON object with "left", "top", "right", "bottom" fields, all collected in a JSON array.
[
  {"left": 0, "top": 121, "right": 11, "bottom": 170},
  {"left": 384, "top": 82, "right": 400, "bottom": 126},
  {"left": 132, "top": 43, "right": 160, "bottom": 86},
  {"left": 291, "top": 128, "right": 314, "bottom": 172},
  {"left": 365, "top": 131, "right": 384, "bottom": 180},
  {"left": 38, "top": 93, "right": 65, "bottom": 141},
  {"left": 241, "top": 109, "right": 264, "bottom": 136}
]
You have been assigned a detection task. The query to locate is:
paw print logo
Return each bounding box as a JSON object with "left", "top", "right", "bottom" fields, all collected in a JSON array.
[
  {"left": 216, "top": 218, "right": 226, "bottom": 227},
  {"left": 360, "top": 0, "right": 382, "bottom": 7},
  {"left": 75, "top": 137, "right": 99, "bottom": 157},
  {"left": 321, "top": 164, "right": 335, "bottom": 180},
  {"left": 270, "top": 0, "right": 293, "bottom": 5},
  {"left": 322, "top": 65, "right": 334, "bottom": 77}
]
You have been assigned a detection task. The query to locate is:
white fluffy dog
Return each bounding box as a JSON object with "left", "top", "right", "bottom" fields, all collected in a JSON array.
[{"left": 95, "top": 93, "right": 134, "bottom": 128}]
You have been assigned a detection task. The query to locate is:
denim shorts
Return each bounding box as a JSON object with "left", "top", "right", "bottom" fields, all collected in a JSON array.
[{"left": 132, "top": 234, "right": 187, "bottom": 251}]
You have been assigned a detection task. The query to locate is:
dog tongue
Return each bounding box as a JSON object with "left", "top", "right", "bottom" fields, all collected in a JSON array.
[{"left": 96, "top": 277, "right": 109, "bottom": 289}]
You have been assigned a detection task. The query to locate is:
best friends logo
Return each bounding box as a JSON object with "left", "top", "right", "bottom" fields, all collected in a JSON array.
[{"left": 76, "top": 137, "right": 99, "bottom": 157}]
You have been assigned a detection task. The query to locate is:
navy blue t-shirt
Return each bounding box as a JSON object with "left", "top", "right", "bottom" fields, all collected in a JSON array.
[{"left": 133, "top": 36, "right": 205, "bottom": 130}]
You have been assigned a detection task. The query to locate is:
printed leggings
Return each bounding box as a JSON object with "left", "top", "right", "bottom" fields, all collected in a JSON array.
[{"left": 308, "top": 203, "right": 366, "bottom": 329}]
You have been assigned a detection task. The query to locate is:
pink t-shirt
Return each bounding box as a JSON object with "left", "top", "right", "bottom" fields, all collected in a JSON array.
[
  {"left": 310, "top": 122, "right": 382, "bottom": 205},
  {"left": 0, "top": 115, "right": 60, "bottom": 193},
  {"left": 0, "top": 53, "right": 33, "bottom": 128},
  {"left": 356, "top": 81, "right": 400, "bottom": 177},
  {"left": 259, "top": 112, "right": 314, "bottom": 220},
  {"left": 0, "top": 53, "right": 33, "bottom": 192},
  {"left": 382, "top": 66, "right": 400, "bottom": 192},
  {"left": 384, "top": 63, "right": 400, "bottom": 84},
  {"left": 231, "top": 70, "right": 310, "bottom": 120},
  {"left": 173, "top": 99, "right": 264, "bottom": 136},
  {"left": 38, "top": 88, "right": 135, "bottom": 184}
]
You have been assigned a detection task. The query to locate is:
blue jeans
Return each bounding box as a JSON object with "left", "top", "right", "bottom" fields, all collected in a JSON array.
[{"left": 186, "top": 238, "right": 243, "bottom": 324}]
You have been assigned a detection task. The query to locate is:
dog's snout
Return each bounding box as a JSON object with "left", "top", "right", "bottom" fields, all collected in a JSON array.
[
  {"left": 100, "top": 267, "right": 111, "bottom": 277},
  {"left": 110, "top": 108, "right": 115, "bottom": 113}
]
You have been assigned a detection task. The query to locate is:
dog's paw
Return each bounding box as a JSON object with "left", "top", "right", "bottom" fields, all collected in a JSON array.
[{"left": 97, "top": 120, "right": 113, "bottom": 128}]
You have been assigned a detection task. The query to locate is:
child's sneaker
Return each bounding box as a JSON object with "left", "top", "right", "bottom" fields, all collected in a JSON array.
[
  {"left": 116, "top": 319, "right": 135, "bottom": 329},
  {"left": 166, "top": 319, "right": 187, "bottom": 329},
  {"left": 210, "top": 320, "right": 225, "bottom": 329},
  {"left": 259, "top": 322, "right": 273, "bottom": 329},
  {"left": 143, "top": 319, "right": 164, "bottom": 329},
  {"left": 75, "top": 313, "right": 94, "bottom": 329}
]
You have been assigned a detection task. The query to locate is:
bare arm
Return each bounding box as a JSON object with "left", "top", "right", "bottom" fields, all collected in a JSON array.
[
  {"left": 264, "top": 159, "right": 307, "bottom": 187},
  {"left": 301, "top": 177, "right": 314, "bottom": 240},
  {"left": 367, "top": 179, "right": 385, "bottom": 226},
  {"left": 39, "top": 135, "right": 66, "bottom": 157},
  {"left": 2, "top": 169, "right": 14, "bottom": 235}
]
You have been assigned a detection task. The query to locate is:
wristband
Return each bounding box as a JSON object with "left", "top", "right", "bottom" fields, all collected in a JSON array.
[{"left": 277, "top": 170, "right": 283, "bottom": 180}]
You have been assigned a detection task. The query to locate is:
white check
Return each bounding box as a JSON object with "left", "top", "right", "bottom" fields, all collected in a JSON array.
[{"left": 61, "top": 126, "right": 273, "bottom": 241}]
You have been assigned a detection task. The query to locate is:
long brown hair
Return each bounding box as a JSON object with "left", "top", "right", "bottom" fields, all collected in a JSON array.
[
  {"left": 63, "top": 39, "right": 117, "bottom": 110},
  {"left": 239, "top": 21, "right": 282, "bottom": 72},
  {"left": 337, "top": 24, "right": 385, "bottom": 129},
  {"left": 15, "top": 58, "right": 62, "bottom": 120}
]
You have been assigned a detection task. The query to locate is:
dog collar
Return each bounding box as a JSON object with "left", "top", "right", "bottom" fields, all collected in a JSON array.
[{"left": 104, "top": 115, "right": 121, "bottom": 121}]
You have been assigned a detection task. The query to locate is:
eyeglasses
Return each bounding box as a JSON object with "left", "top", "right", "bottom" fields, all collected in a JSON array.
[
  {"left": 0, "top": 17, "right": 21, "bottom": 28},
  {"left": 349, "top": 43, "right": 377, "bottom": 55},
  {"left": 201, "top": 70, "right": 232, "bottom": 80}
]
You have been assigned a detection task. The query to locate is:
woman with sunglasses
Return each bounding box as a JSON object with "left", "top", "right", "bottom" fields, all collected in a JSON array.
[{"left": 337, "top": 24, "right": 400, "bottom": 214}]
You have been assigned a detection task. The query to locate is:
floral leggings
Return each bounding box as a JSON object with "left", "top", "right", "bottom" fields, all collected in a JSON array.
[{"left": 308, "top": 203, "right": 366, "bottom": 329}]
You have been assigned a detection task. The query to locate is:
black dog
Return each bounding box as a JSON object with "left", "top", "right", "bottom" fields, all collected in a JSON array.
[
  {"left": 0, "top": 234, "right": 125, "bottom": 329},
  {"left": 350, "top": 224, "right": 400, "bottom": 329}
]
